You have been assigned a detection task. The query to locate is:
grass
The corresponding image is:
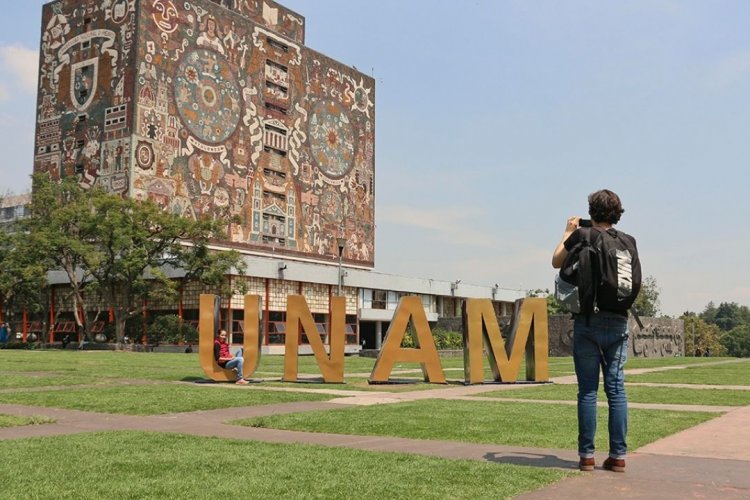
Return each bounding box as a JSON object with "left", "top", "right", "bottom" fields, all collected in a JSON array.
[
  {"left": 0, "top": 413, "right": 55, "bottom": 428},
  {"left": 0, "top": 383, "right": 331, "bottom": 415},
  {"left": 0, "top": 431, "right": 572, "bottom": 499},
  {"left": 236, "top": 399, "right": 717, "bottom": 451},
  {"left": 626, "top": 357, "right": 736, "bottom": 369},
  {"left": 476, "top": 383, "right": 750, "bottom": 406},
  {"left": 0, "top": 350, "right": 572, "bottom": 388},
  {"left": 0, "top": 350, "right": 745, "bottom": 498},
  {"left": 626, "top": 359, "right": 750, "bottom": 385}
]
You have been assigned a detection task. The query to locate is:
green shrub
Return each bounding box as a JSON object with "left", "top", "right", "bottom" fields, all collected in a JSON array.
[
  {"left": 399, "top": 327, "right": 462, "bottom": 350},
  {"left": 124, "top": 315, "right": 146, "bottom": 342},
  {"left": 0, "top": 341, "right": 30, "bottom": 350},
  {"left": 433, "top": 328, "right": 463, "bottom": 350},
  {"left": 148, "top": 315, "right": 198, "bottom": 345}
]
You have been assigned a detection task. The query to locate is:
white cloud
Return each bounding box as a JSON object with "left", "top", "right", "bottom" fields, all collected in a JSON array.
[
  {"left": 379, "top": 205, "right": 498, "bottom": 247},
  {"left": 0, "top": 44, "right": 39, "bottom": 95}
]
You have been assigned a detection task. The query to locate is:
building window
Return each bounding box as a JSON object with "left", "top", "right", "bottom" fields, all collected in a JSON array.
[
  {"left": 265, "top": 60, "right": 289, "bottom": 88},
  {"left": 421, "top": 294, "right": 433, "bottom": 312},
  {"left": 361, "top": 289, "right": 373, "bottom": 308},
  {"left": 387, "top": 291, "right": 399, "bottom": 310},
  {"left": 265, "top": 80, "right": 288, "bottom": 100},
  {"left": 266, "top": 36, "right": 289, "bottom": 53},
  {"left": 265, "top": 102, "right": 287, "bottom": 115},
  {"left": 372, "top": 290, "right": 386, "bottom": 310},
  {"left": 263, "top": 146, "right": 287, "bottom": 157}
]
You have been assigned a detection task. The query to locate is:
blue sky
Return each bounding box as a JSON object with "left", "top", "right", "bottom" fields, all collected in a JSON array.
[{"left": 2, "top": 0, "right": 749, "bottom": 317}]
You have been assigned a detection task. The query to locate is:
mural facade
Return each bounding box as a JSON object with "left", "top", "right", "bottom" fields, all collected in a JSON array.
[{"left": 34, "top": 0, "right": 376, "bottom": 267}]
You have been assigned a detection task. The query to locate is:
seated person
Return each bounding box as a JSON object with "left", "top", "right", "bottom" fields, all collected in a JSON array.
[{"left": 213, "top": 329, "right": 248, "bottom": 385}]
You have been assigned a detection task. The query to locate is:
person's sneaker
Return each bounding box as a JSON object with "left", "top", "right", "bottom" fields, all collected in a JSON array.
[
  {"left": 235, "top": 379, "right": 249, "bottom": 385},
  {"left": 578, "top": 457, "right": 595, "bottom": 471},
  {"left": 603, "top": 457, "right": 625, "bottom": 472}
]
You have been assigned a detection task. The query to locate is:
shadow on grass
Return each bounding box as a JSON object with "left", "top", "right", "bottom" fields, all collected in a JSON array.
[
  {"left": 483, "top": 451, "right": 578, "bottom": 470},
  {"left": 190, "top": 378, "right": 264, "bottom": 384}
]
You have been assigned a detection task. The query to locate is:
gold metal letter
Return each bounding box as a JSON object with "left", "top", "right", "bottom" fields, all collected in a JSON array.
[
  {"left": 242, "top": 294, "right": 263, "bottom": 379},
  {"left": 282, "top": 295, "right": 345, "bottom": 383},
  {"left": 369, "top": 296, "right": 446, "bottom": 384},
  {"left": 463, "top": 298, "right": 549, "bottom": 384},
  {"left": 199, "top": 294, "right": 262, "bottom": 381}
]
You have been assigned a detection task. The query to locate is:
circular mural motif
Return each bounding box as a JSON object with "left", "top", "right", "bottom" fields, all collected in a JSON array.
[
  {"left": 174, "top": 49, "right": 241, "bottom": 143},
  {"left": 308, "top": 100, "right": 355, "bottom": 179},
  {"left": 136, "top": 141, "right": 155, "bottom": 170}
]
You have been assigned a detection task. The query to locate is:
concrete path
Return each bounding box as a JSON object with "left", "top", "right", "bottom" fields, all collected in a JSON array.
[{"left": 1, "top": 359, "right": 749, "bottom": 498}]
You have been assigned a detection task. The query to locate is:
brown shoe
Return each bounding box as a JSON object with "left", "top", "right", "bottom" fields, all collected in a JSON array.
[
  {"left": 579, "top": 457, "right": 595, "bottom": 471},
  {"left": 603, "top": 457, "right": 625, "bottom": 472},
  {"left": 235, "top": 379, "right": 249, "bottom": 385}
]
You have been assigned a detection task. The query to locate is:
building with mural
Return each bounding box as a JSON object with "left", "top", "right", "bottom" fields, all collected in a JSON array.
[{"left": 30, "top": 0, "right": 523, "bottom": 352}]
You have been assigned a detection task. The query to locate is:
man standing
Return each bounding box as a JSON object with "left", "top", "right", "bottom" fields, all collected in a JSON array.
[
  {"left": 552, "top": 189, "right": 639, "bottom": 473},
  {"left": 213, "top": 329, "right": 248, "bottom": 385}
]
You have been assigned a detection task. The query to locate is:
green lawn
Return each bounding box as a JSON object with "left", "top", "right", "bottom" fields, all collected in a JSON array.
[
  {"left": 0, "top": 383, "right": 331, "bottom": 415},
  {"left": 0, "top": 413, "right": 55, "bottom": 428},
  {"left": 0, "top": 350, "right": 572, "bottom": 388},
  {"left": 626, "top": 360, "right": 750, "bottom": 385},
  {"left": 0, "top": 431, "right": 572, "bottom": 499},
  {"left": 626, "top": 357, "right": 736, "bottom": 369},
  {"left": 0, "top": 349, "right": 743, "bottom": 499},
  {"left": 476, "top": 383, "right": 750, "bottom": 406},
  {"left": 236, "top": 399, "right": 717, "bottom": 451}
]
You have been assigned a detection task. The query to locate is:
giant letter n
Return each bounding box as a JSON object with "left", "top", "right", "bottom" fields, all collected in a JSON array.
[{"left": 283, "top": 295, "right": 345, "bottom": 383}]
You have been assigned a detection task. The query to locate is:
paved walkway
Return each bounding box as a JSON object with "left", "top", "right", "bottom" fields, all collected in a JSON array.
[{"left": 1, "top": 360, "right": 749, "bottom": 499}]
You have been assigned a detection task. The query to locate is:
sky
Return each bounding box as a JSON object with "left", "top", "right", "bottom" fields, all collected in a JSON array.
[{"left": 1, "top": 0, "right": 749, "bottom": 317}]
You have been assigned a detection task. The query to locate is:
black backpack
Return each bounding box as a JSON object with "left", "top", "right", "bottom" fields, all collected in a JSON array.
[{"left": 556, "top": 227, "right": 641, "bottom": 315}]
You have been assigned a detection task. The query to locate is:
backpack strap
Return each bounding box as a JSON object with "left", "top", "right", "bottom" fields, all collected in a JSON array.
[
  {"left": 630, "top": 309, "right": 644, "bottom": 330},
  {"left": 577, "top": 228, "right": 597, "bottom": 324}
]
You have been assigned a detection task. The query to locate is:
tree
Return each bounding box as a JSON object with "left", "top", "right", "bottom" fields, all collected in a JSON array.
[
  {"left": 87, "top": 191, "right": 246, "bottom": 344},
  {"left": 23, "top": 175, "right": 103, "bottom": 343},
  {"left": 527, "top": 288, "right": 566, "bottom": 315},
  {"left": 25, "top": 175, "right": 246, "bottom": 345},
  {"left": 633, "top": 275, "right": 661, "bottom": 317},
  {"left": 0, "top": 228, "right": 49, "bottom": 329},
  {"left": 721, "top": 325, "right": 750, "bottom": 358},
  {"left": 682, "top": 315, "right": 726, "bottom": 357},
  {"left": 703, "top": 302, "right": 750, "bottom": 332}
]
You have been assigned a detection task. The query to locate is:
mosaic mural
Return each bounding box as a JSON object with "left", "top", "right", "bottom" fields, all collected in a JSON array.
[
  {"left": 547, "top": 315, "right": 684, "bottom": 358},
  {"left": 34, "top": 0, "right": 375, "bottom": 267}
]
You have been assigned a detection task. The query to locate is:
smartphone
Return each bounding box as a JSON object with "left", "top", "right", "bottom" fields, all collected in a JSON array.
[{"left": 579, "top": 219, "right": 592, "bottom": 227}]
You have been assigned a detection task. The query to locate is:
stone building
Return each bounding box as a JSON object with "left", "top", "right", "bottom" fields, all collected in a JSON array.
[{"left": 30, "top": 0, "right": 523, "bottom": 351}]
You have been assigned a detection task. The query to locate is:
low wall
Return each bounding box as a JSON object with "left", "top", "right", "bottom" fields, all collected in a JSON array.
[{"left": 548, "top": 315, "right": 684, "bottom": 357}]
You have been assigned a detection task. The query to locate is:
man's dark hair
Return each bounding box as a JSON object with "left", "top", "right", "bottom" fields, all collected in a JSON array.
[{"left": 588, "top": 189, "right": 624, "bottom": 224}]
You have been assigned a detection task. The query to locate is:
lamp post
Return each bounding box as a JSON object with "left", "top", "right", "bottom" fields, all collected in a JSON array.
[{"left": 337, "top": 237, "right": 346, "bottom": 296}]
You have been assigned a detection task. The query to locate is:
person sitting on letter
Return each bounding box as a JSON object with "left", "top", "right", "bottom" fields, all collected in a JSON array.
[{"left": 214, "top": 329, "right": 248, "bottom": 385}]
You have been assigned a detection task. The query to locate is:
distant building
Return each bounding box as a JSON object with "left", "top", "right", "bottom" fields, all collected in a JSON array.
[
  {"left": 0, "top": 193, "right": 31, "bottom": 231},
  {"left": 31, "top": 0, "right": 524, "bottom": 351}
]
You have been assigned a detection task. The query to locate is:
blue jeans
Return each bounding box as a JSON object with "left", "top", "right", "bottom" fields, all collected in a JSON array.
[
  {"left": 573, "top": 312, "right": 629, "bottom": 459},
  {"left": 224, "top": 350, "right": 244, "bottom": 381}
]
